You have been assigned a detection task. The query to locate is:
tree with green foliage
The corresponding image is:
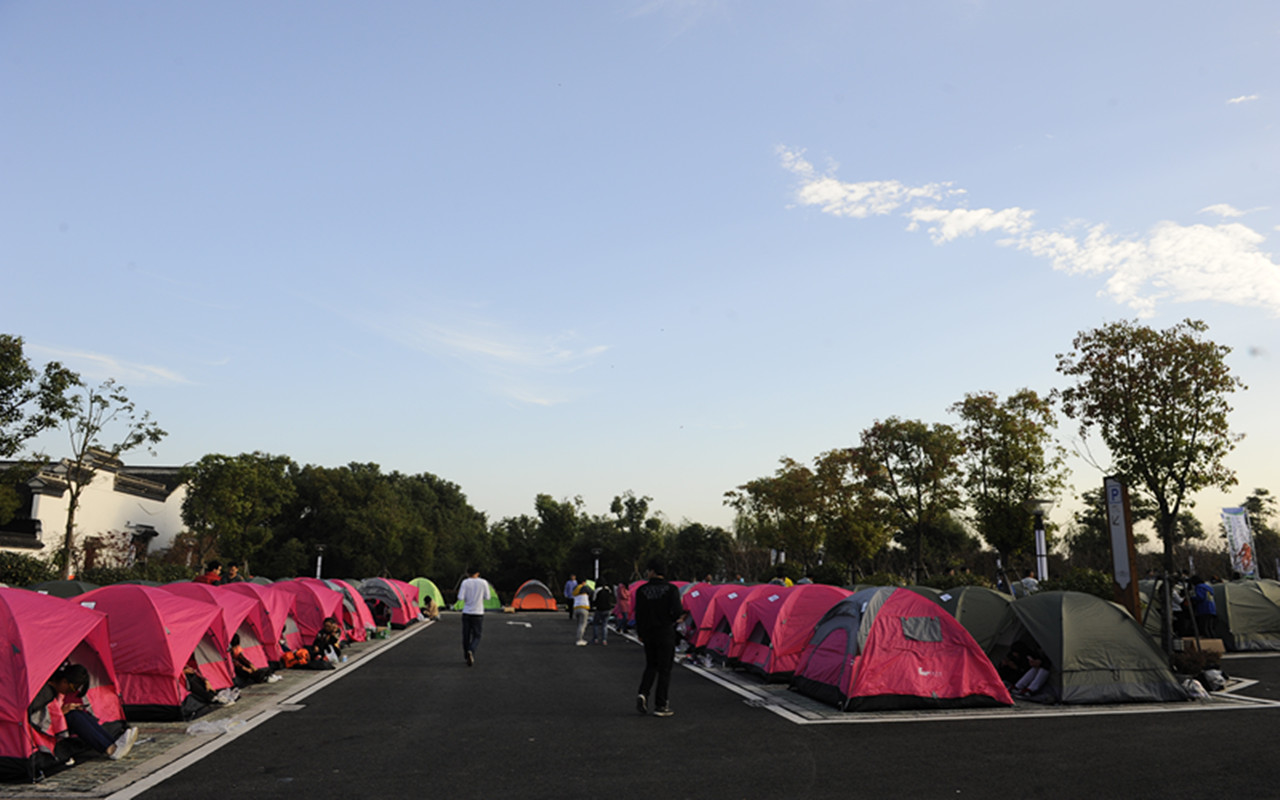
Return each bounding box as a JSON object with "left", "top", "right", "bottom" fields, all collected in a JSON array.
[
  {"left": 1057, "top": 318, "right": 1244, "bottom": 651},
  {"left": 180, "top": 452, "right": 297, "bottom": 572},
  {"left": 849, "top": 417, "right": 965, "bottom": 582},
  {"left": 610, "top": 491, "right": 661, "bottom": 580},
  {"left": 0, "top": 334, "right": 80, "bottom": 525},
  {"left": 58, "top": 379, "right": 166, "bottom": 579},
  {"left": 1056, "top": 319, "right": 1245, "bottom": 578},
  {"left": 534, "top": 494, "right": 581, "bottom": 585},
  {"left": 811, "top": 448, "right": 893, "bottom": 578},
  {"left": 950, "top": 389, "right": 1067, "bottom": 562},
  {"left": 1063, "top": 486, "right": 1154, "bottom": 571},
  {"left": 665, "top": 522, "right": 733, "bottom": 581},
  {"left": 724, "top": 458, "right": 825, "bottom": 573}
]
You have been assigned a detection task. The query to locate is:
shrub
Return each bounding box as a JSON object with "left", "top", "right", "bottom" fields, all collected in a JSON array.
[
  {"left": 1041, "top": 568, "right": 1113, "bottom": 601},
  {"left": 0, "top": 551, "right": 57, "bottom": 586},
  {"left": 857, "top": 571, "right": 906, "bottom": 588}
]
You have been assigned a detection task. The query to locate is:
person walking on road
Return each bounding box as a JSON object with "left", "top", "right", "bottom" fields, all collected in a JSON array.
[
  {"left": 634, "top": 558, "right": 686, "bottom": 717},
  {"left": 458, "top": 567, "right": 491, "bottom": 666},
  {"left": 573, "top": 580, "right": 592, "bottom": 645}
]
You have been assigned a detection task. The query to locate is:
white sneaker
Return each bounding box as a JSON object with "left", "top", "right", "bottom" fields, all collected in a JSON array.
[
  {"left": 575, "top": 640, "right": 588, "bottom": 646},
  {"left": 266, "top": 673, "right": 282, "bottom": 683},
  {"left": 109, "top": 727, "right": 138, "bottom": 760}
]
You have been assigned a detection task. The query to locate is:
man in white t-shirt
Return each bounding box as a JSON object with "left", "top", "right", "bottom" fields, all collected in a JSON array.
[{"left": 458, "top": 567, "right": 491, "bottom": 666}]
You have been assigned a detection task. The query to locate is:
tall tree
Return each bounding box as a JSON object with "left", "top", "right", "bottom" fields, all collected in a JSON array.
[
  {"left": 1057, "top": 319, "right": 1244, "bottom": 652},
  {"left": 180, "top": 452, "right": 297, "bottom": 571},
  {"left": 1056, "top": 318, "right": 1244, "bottom": 578},
  {"left": 610, "top": 491, "right": 660, "bottom": 580},
  {"left": 724, "top": 458, "right": 825, "bottom": 573},
  {"left": 849, "top": 417, "right": 964, "bottom": 582},
  {"left": 950, "top": 389, "right": 1068, "bottom": 562},
  {"left": 811, "top": 448, "right": 894, "bottom": 576},
  {"left": 0, "top": 335, "right": 80, "bottom": 525},
  {"left": 59, "top": 379, "right": 166, "bottom": 578}
]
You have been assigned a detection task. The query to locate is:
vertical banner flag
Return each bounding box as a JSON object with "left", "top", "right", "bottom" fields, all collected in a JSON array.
[{"left": 1221, "top": 507, "right": 1257, "bottom": 578}]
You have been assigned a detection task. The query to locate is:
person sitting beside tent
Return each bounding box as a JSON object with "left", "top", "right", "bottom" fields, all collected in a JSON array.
[
  {"left": 193, "top": 561, "right": 223, "bottom": 585},
  {"left": 230, "top": 634, "right": 280, "bottom": 686},
  {"left": 219, "top": 562, "right": 245, "bottom": 584},
  {"left": 422, "top": 596, "right": 440, "bottom": 621},
  {"left": 1018, "top": 570, "right": 1041, "bottom": 597},
  {"left": 1013, "top": 649, "right": 1052, "bottom": 699},
  {"left": 29, "top": 664, "right": 137, "bottom": 762},
  {"left": 305, "top": 617, "right": 344, "bottom": 668}
]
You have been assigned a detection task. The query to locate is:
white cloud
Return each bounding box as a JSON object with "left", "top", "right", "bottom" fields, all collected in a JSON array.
[
  {"left": 906, "top": 205, "right": 1036, "bottom": 243},
  {"left": 27, "top": 345, "right": 191, "bottom": 385},
  {"left": 779, "top": 147, "right": 955, "bottom": 218},
  {"left": 781, "top": 146, "right": 1280, "bottom": 316},
  {"left": 1227, "top": 94, "right": 1259, "bottom": 104},
  {"left": 1201, "top": 203, "right": 1246, "bottom": 218}
]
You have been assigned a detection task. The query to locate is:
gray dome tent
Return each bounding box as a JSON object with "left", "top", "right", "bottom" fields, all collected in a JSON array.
[{"left": 995, "top": 591, "right": 1188, "bottom": 704}]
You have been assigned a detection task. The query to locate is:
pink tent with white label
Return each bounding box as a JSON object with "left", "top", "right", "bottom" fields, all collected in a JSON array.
[
  {"left": 163, "top": 582, "right": 270, "bottom": 670},
  {"left": 0, "top": 588, "right": 126, "bottom": 781},
  {"left": 77, "top": 585, "right": 231, "bottom": 721}
]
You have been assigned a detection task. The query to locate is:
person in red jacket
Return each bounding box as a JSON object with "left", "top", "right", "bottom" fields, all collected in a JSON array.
[{"left": 193, "top": 561, "right": 222, "bottom": 584}]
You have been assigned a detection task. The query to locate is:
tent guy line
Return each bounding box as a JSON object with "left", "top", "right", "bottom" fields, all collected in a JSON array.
[{"left": 101, "top": 622, "right": 432, "bottom": 800}]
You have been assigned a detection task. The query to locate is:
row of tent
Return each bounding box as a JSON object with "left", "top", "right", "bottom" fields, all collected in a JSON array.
[
  {"left": 0, "top": 575, "right": 436, "bottom": 781},
  {"left": 612, "top": 580, "right": 1190, "bottom": 710},
  {"left": 1139, "top": 578, "right": 1280, "bottom": 652}
]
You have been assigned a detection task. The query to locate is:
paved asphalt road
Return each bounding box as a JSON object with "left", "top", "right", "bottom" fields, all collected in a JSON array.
[{"left": 135, "top": 614, "right": 1280, "bottom": 800}]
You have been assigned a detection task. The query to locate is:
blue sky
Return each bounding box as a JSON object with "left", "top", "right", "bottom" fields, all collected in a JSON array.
[{"left": 3, "top": 1, "right": 1278, "bottom": 539}]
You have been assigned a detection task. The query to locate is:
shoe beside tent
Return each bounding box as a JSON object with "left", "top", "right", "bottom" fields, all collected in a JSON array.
[
  {"left": 0, "top": 588, "right": 127, "bottom": 782},
  {"left": 998, "top": 591, "right": 1188, "bottom": 704},
  {"left": 736, "top": 584, "right": 851, "bottom": 680},
  {"left": 1209, "top": 579, "right": 1280, "bottom": 651},
  {"left": 792, "top": 586, "right": 1012, "bottom": 711},
  {"left": 163, "top": 582, "right": 272, "bottom": 670},
  {"left": 77, "top": 585, "right": 231, "bottom": 721},
  {"left": 511, "top": 580, "right": 558, "bottom": 611}
]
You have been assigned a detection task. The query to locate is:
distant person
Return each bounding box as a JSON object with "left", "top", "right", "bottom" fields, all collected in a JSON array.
[
  {"left": 591, "top": 583, "right": 615, "bottom": 645},
  {"left": 29, "top": 664, "right": 137, "bottom": 762},
  {"left": 220, "top": 562, "right": 245, "bottom": 584},
  {"left": 1019, "top": 570, "right": 1041, "bottom": 596},
  {"left": 563, "top": 573, "right": 578, "bottom": 620},
  {"left": 193, "top": 560, "right": 222, "bottom": 584},
  {"left": 1191, "top": 576, "right": 1217, "bottom": 638},
  {"left": 572, "top": 580, "right": 592, "bottom": 646},
  {"left": 458, "top": 567, "right": 491, "bottom": 666},
  {"left": 634, "top": 558, "right": 686, "bottom": 717}
]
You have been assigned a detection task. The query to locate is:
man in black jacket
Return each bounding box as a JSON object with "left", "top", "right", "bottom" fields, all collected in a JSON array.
[{"left": 634, "top": 559, "right": 686, "bottom": 717}]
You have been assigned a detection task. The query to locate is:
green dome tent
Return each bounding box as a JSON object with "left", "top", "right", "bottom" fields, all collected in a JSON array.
[
  {"left": 410, "top": 578, "right": 445, "bottom": 609},
  {"left": 1210, "top": 580, "right": 1280, "bottom": 651},
  {"left": 996, "top": 591, "right": 1188, "bottom": 704},
  {"left": 452, "top": 579, "right": 501, "bottom": 611},
  {"left": 936, "top": 585, "right": 1016, "bottom": 655}
]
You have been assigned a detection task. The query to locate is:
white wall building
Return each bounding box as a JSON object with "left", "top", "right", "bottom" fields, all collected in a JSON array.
[{"left": 0, "top": 450, "right": 187, "bottom": 565}]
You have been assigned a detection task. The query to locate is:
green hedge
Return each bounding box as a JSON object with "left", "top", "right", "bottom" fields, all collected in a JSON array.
[{"left": 0, "top": 551, "right": 57, "bottom": 586}]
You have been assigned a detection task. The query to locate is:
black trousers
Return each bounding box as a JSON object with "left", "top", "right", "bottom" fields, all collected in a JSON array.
[
  {"left": 637, "top": 633, "right": 676, "bottom": 709},
  {"left": 462, "top": 613, "right": 484, "bottom": 655}
]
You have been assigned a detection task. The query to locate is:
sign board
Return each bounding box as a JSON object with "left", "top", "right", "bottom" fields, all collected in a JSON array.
[
  {"left": 1105, "top": 476, "right": 1140, "bottom": 620},
  {"left": 1222, "top": 507, "right": 1257, "bottom": 578}
]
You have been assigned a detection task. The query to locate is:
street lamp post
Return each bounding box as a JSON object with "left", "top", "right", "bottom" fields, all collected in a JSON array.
[
  {"left": 1023, "top": 499, "right": 1054, "bottom": 582},
  {"left": 591, "top": 548, "right": 602, "bottom": 581},
  {"left": 315, "top": 544, "right": 325, "bottom": 580}
]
